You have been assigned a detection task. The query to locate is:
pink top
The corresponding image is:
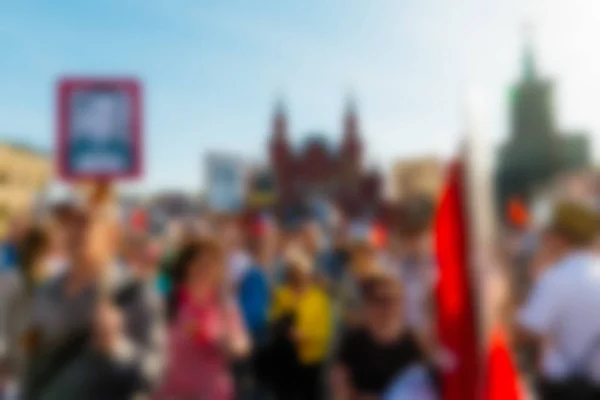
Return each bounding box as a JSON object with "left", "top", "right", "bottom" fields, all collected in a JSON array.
[{"left": 155, "top": 289, "right": 245, "bottom": 400}]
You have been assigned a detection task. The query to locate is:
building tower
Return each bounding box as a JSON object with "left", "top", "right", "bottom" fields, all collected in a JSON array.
[
  {"left": 268, "top": 98, "right": 291, "bottom": 200},
  {"left": 496, "top": 23, "right": 591, "bottom": 216},
  {"left": 341, "top": 95, "right": 362, "bottom": 181},
  {"left": 511, "top": 23, "right": 556, "bottom": 140}
]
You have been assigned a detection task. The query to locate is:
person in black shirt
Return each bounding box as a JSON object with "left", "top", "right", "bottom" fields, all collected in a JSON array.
[{"left": 331, "top": 273, "right": 424, "bottom": 399}]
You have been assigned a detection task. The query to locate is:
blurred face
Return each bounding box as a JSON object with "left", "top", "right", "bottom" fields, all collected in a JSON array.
[
  {"left": 124, "top": 237, "right": 157, "bottom": 278},
  {"left": 167, "top": 222, "right": 183, "bottom": 247},
  {"left": 221, "top": 221, "right": 243, "bottom": 251},
  {"left": 263, "top": 224, "right": 280, "bottom": 262},
  {"left": 351, "top": 245, "right": 377, "bottom": 275},
  {"left": 334, "top": 231, "right": 348, "bottom": 249},
  {"left": 280, "top": 229, "right": 298, "bottom": 253},
  {"left": 287, "top": 264, "right": 311, "bottom": 288},
  {"left": 364, "top": 284, "right": 404, "bottom": 336},
  {"left": 400, "top": 231, "right": 432, "bottom": 259},
  {"left": 301, "top": 221, "right": 322, "bottom": 253},
  {"left": 252, "top": 237, "right": 275, "bottom": 267},
  {"left": 187, "top": 253, "right": 221, "bottom": 290}
]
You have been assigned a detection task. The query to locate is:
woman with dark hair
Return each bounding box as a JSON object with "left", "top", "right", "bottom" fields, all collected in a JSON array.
[{"left": 155, "top": 238, "right": 250, "bottom": 400}]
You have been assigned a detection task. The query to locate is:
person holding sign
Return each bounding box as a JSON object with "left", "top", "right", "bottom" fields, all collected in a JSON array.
[{"left": 21, "top": 184, "right": 165, "bottom": 400}]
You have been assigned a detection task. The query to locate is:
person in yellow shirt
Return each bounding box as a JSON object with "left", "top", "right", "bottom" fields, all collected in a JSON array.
[{"left": 270, "top": 246, "right": 332, "bottom": 400}]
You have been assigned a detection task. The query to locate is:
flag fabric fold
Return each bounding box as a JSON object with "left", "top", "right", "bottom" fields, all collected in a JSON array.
[
  {"left": 435, "top": 161, "right": 480, "bottom": 400},
  {"left": 435, "top": 161, "right": 522, "bottom": 400}
]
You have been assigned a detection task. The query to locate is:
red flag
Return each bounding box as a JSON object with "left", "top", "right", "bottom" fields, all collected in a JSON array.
[
  {"left": 435, "top": 162, "right": 480, "bottom": 400},
  {"left": 435, "top": 162, "right": 523, "bottom": 400},
  {"left": 483, "top": 327, "right": 522, "bottom": 400}
]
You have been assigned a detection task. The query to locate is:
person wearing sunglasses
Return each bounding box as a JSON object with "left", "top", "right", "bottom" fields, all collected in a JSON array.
[{"left": 331, "top": 273, "right": 425, "bottom": 399}]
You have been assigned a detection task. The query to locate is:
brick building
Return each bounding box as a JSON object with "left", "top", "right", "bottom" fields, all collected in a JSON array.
[{"left": 268, "top": 99, "right": 382, "bottom": 218}]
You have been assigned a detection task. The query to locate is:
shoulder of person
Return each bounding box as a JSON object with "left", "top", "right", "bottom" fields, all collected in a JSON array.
[
  {"left": 0, "top": 269, "right": 23, "bottom": 291},
  {"left": 535, "top": 258, "right": 573, "bottom": 287},
  {"left": 273, "top": 285, "right": 292, "bottom": 299},
  {"left": 221, "top": 296, "right": 243, "bottom": 319},
  {"left": 113, "top": 273, "right": 158, "bottom": 310},
  {"left": 400, "top": 330, "right": 423, "bottom": 349},
  {"left": 338, "top": 327, "right": 370, "bottom": 359},
  {"left": 308, "top": 285, "right": 331, "bottom": 305},
  {"left": 34, "top": 272, "right": 67, "bottom": 300},
  {"left": 342, "top": 326, "right": 368, "bottom": 342},
  {"left": 241, "top": 266, "right": 262, "bottom": 282}
]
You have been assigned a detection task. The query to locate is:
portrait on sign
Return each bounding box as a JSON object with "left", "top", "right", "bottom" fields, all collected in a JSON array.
[{"left": 57, "top": 79, "right": 142, "bottom": 180}]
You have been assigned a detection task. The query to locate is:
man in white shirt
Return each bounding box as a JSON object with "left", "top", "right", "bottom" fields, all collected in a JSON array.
[{"left": 518, "top": 201, "right": 600, "bottom": 399}]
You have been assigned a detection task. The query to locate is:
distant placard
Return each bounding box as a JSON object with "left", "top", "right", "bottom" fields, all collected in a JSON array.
[
  {"left": 206, "top": 154, "right": 246, "bottom": 213},
  {"left": 56, "top": 78, "right": 143, "bottom": 181},
  {"left": 248, "top": 168, "right": 277, "bottom": 207}
]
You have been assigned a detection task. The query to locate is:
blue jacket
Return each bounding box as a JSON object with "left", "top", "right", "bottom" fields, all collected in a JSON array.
[{"left": 238, "top": 266, "right": 270, "bottom": 344}]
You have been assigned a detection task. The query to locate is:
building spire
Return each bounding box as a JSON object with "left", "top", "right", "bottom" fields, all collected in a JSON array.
[
  {"left": 343, "top": 92, "right": 359, "bottom": 141},
  {"left": 522, "top": 21, "right": 537, "bottom": 80},
  {"left": 345, "top": 91, "right": 357, "bottom": 116},
  {"left": 272, "top": 96, "right": 288, "bottom": 142},
  {"left": 275, "top": 95, "right": 286, "bottom": 117}
]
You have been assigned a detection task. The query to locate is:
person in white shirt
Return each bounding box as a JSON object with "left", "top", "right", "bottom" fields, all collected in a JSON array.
[{"left": 518, "top": 201, "right": 600, "bottom": 400}]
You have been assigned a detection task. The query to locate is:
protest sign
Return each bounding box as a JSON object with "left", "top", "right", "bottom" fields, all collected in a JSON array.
[
  {"left": 205, "top": 153, "right": 246, "bottom": 213},
  {"left": 57, "top": 78, "right": 143, "bottom": 181}
]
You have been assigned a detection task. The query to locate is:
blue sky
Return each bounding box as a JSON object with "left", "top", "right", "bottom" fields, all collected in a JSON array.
[{"left": 1, "top": 0, "right": 599, "bottom": 192}]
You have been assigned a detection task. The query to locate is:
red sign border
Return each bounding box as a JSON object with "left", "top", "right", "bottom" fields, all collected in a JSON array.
[{"left": 56, "top": 77, "right": 143, "bottom": 182}]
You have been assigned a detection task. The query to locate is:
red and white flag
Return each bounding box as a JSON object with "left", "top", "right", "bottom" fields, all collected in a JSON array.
[{"left": 434, "top": 94, "right": 522, "bottom": 400}]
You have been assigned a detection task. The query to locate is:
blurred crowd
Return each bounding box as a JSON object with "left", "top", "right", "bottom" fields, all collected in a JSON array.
[
  {"left": 0, "top": 189, "right": 440, "bottom": 400},
  {"left": 3, "top": 185, "right": 600, "bottom": 399}
]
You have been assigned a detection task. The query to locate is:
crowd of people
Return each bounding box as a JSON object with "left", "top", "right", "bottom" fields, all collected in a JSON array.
[
  {"left": 4, "top": 182, "right": 600, "bottom": 399},
  {"left": 0, "top": 188, "right": 440, "bottom": 400}
]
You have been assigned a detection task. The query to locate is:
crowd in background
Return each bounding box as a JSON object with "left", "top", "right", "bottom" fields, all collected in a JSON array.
[
  {"left": 3, "top": 185, "right": 600, "bottom": 399},
  {"left": 0, "top": 191, "right": 440, "bottom": 400}
]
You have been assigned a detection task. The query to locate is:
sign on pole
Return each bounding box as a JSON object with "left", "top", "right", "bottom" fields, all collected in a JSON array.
[
  {"left": 247, "top": 167, "right": 277, "bottom": 208},
  {"left": 56, "top": 77, "right": 143, "bottom": 181},
  {"left": 205, "top": 153, "right": 246, "bottom": 213}
]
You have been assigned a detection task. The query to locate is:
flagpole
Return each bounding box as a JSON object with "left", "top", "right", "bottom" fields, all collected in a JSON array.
[{"left": 463, "top": 88, "right": 499, "bottom": 399}]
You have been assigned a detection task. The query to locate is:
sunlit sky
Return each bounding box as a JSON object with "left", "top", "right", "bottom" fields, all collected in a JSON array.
[{"left": 1, "top": 0, "right": 600, "bottom": 192}]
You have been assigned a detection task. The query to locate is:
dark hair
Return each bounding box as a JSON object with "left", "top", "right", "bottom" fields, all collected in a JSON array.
[
  {"left": 166, "top": 238, "right": 224, "bottom": 320},
  {"left": 360, "top": 273, "right": 402, "bottom": 303},
  {"left": 18, "top": 226, "right": 51, "bottom": 292},
  {"left": 395, "top": 196, "right": 435, "bottom": 238}
]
